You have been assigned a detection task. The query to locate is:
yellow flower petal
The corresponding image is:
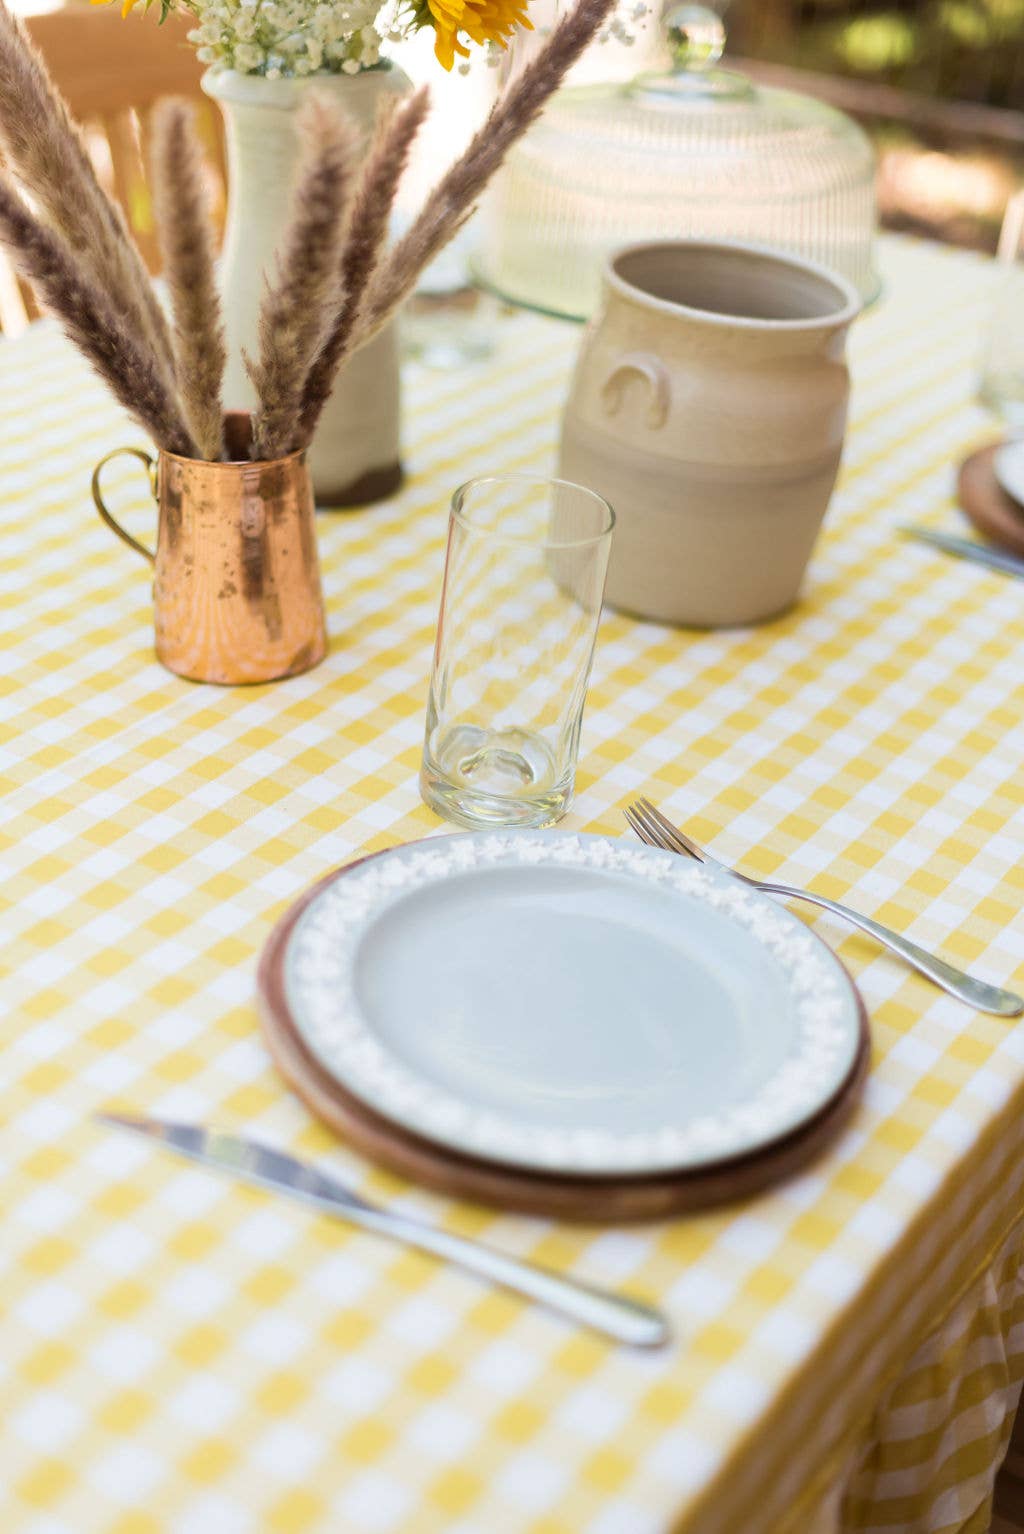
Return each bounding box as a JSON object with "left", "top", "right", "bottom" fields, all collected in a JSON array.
[
  {"left": 426, "top": 0, "right": 531, "bottom": 67},
  {"left": 432, "top": 24, "right": 456, "bottom": 68}
]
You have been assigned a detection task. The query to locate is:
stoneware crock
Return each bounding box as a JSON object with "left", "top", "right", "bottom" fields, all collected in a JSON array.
[{"left": 558, "top": 239, "right": 862, "bottom": 627}]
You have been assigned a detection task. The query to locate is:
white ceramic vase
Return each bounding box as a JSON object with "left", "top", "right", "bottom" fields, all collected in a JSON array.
[{"left": 203, "top": 65, "right": 410, "bottom": 506}]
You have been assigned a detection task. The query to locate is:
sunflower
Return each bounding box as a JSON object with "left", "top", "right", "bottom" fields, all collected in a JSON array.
[
  {"left": 91, "top": 0, "right": 174, "bottom": 22},
  {"left": 417, "top": 0, "right": 532, "bottom": 71},
  {"left": 89, "top": 0, "right": 139, "bottom": 17}
]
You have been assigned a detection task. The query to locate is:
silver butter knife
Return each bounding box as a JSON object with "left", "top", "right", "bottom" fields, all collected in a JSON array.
[
  {"left": 95, "top": 1113, "right": 670, "bottom": 1349},
  {"left": 903, "top": 525, "right": 1024, "bottom": 580}
]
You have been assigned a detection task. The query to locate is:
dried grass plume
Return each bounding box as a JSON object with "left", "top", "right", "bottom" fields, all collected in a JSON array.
[
  {"left": 0, "top": 0, "right": 174, "bottom": 375},
  {"left": 152, "top": 98, "right": 227, "bottom": 462},
  {"left": 246, "top": 93, "right": 359, "bottom": 461},
  {"left": 298, "top": 86, "right": 429, "bottom": 447},
  {"left": 359, "top": 0, "right": 617, "bottom": 337},
  {"left": 0, "top": 174, "right": 195, "bottom": 456},
  {"left": 297, "top": 0, "right": 617, "bottom": 439},
  {"left": 0, "top": 0, "right": 619, "bottom": 473}
]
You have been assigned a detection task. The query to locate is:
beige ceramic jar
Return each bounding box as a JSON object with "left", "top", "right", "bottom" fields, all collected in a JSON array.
[{"left": 559, "top": 240, "right": 861, "bottom": 626}]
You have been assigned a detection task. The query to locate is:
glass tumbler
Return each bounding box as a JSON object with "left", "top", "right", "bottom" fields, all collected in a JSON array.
[
  {"left": 420, "top": 475, "right": 614, "bottom": 829},
  {"left": 980, "top": 190, "right": 1024, "bottom": 427}
]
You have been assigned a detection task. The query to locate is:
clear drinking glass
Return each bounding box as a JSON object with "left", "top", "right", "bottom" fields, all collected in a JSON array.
[
  {"left": 420, "top": 475, "right": 614, "bottom": 829},
  {"left": 980, "top": 190, "right": 1024, "bottom": 427}
]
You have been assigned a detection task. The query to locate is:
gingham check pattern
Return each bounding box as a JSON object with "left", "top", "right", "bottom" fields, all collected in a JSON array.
[
  {"left": 835, "top": 1215, "right": 1024, "bottom": 1532},
  {"left": 2, "top": 235, "right": 1024, "bottom": 1534}
]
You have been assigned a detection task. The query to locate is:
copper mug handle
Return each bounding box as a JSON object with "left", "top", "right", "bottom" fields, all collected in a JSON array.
[{"left": 91, "top": 447, "right": 159, "bottom": 565}]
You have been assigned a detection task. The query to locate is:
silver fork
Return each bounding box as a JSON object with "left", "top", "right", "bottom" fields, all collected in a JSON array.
[{"left": 625, "top": 797, "right": 1024, "bottom": 1018}]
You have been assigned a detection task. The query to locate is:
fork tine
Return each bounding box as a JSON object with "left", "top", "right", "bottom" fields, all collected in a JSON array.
[
  {"left": 623, "top": 805, "right": 660, "bottom": 846},
  {"left": 634, "top": 798, "right": 707, "bottom": 862},
  {"left": 626, "top": 799, "right": 698, "bottom": 861},
  {"left": 625, "top": 805, "right": 671, "bottom": 850},
  {"left": 626, "top": 799, "right": 672, "bottom": 844},
  {"left": 631, "top": 798, "right": 694, "bottom": 858},
  {"left": 624, "top": 800, "right": 662, "bottom": 841}
]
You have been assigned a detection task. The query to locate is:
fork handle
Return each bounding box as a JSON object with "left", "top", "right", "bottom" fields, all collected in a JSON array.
[{"left": 759, "top": 884, "right": 1023, "bottom": 1017}]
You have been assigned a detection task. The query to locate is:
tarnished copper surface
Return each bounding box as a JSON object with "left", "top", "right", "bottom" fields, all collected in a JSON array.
[{"left": 93, "top": 413, "right": 327, "bottom": 685}]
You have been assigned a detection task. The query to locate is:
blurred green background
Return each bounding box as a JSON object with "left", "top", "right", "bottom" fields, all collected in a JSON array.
[{"left": 725, "top": 0, "right": 1024, "bottom": 250}]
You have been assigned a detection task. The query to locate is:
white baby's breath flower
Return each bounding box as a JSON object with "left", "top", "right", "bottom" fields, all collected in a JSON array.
[
  {"left": 186, "top": 0, "right": 562, "bottom": 76},
  {"left": 232, "top": 40, "right": 265, "bottom": 67}
]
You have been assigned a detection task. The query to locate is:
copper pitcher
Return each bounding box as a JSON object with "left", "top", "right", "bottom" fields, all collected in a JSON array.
[{"left": 92, "top": 413, "right": 327, "bottom": 685}]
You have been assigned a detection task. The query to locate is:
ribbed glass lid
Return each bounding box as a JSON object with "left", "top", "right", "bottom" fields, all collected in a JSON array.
[
  {"left": 630, "top": 3, "right": 753, "bottom": 102},
  {"left": 532, "top": 4, "right": 869, "bottom": 163}
]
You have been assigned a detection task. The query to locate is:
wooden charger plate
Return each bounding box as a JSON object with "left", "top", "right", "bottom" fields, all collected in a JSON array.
[
  {"left": 257, "top": 856, "right": 871, "bottom": 1222},
  {"left": 958, "top": 443, "right": 1024, "bottom": 557}
]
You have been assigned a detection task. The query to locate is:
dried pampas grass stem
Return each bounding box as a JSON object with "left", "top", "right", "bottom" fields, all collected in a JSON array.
[
  {"left": 295, "top": 0, "right": 616, "bottom": 435},
  {"left": 152, "top": 99, "right": 227, "bottom": 463},
  {"left": 0, "top": 175, "right": 195, "bottom": 456},
  {"left": 355, "top": 0, "right": 617, "bottom": 348},
  {"left": 298, "top": 86, "right": 429, "bottom": 447},
  {"left": 0, "top": 0, "right": 174, "bottom": 377},
  {"left": 247, "top": 94, "right": 359, "bottom": 462}
]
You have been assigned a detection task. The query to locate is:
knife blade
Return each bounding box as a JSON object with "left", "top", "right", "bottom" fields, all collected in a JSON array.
[
  {"left": 902, "top": 525, "right": 1024, "bottom": 579},
  {"left": 96, "top": 1111, "right": 375, "bottom": 1213},
  {"left": 94, "top": 1113, "right": 670, "bottom": 1349}
]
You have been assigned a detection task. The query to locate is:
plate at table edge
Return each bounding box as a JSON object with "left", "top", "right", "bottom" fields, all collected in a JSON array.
[
  {"left": 993, "top": 440, "right": 1024, "bottom": 510},
  {"left": 259, "top": 832, "right": 868, "bottom": 1179}
]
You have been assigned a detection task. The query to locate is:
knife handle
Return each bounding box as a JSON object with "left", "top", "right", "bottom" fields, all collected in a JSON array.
[{"left": 346, "top": 1205, "right": 670, "bottom": 1349}]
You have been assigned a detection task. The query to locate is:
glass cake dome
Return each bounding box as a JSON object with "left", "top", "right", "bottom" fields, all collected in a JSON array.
[{"left": 477, "top": 4, "right": 879, "bottom": 320}]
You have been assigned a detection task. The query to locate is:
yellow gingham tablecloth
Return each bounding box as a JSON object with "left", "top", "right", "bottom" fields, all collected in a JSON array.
[{"left": 2, "top": 234, "right": 1024, "bottom": 1534}]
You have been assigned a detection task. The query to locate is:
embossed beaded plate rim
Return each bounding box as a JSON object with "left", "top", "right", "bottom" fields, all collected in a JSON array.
[{"left": 266, "top": 832, "right": 868, "bottom": 1178}]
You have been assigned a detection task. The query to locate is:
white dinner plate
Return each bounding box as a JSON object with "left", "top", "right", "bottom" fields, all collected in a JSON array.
[
  {"left": 994, "top": 440, "right": 1024, "bottom": 508},
  {"left": 280, "top": 832, "right": 865, "bottom": 1177}
]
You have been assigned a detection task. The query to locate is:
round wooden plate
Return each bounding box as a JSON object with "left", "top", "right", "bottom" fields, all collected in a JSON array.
[
  {"left": 256, "top": 853, "right": 871, "bottom": 1221},
  {"left": 958, "top": 443, "right": 1024, "bottom": 557}
]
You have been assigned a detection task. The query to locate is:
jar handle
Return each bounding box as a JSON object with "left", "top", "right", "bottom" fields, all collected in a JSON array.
[
  {"left": 600, "top": 352, "right": 671, "bottom": 430},
  {"left": 91, "top": 447, "right": 159, "bottom": 565}
]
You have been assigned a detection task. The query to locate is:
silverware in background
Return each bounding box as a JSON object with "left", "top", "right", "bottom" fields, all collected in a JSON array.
[
  {"left": 95, "top": 1113, "right": 670, "bottom": 1349},
  {"left": 903, "top": 525, "right": 1024, "bottom": 580},
  {"left": 625, "top": 798, "right": 1023, "bottom": 1017}
]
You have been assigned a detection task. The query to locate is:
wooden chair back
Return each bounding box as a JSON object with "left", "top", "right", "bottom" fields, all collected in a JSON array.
[{"left": 0, "top": 6, "right": 225, "bottom": 334}]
